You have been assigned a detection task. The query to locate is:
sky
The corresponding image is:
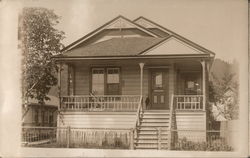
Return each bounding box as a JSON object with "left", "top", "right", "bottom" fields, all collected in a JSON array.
[{"left": 21, "top": 0, "right": 248, "bottom": 62}]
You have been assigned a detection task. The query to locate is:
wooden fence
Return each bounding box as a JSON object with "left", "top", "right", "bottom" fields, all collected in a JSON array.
[
  {"left": 22, "top": 126, "right": 234, "bottom": 151},
  {"left": 22, "top": 126, "right": 134, "bottom": 149}
]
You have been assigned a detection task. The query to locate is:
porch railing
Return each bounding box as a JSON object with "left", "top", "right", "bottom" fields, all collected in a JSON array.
[
  {"left": 173, "top": 95, "right": 204, "bottom": 111},
  {"left": 60, "top": 95, "right": 141, "bottom": 111}
]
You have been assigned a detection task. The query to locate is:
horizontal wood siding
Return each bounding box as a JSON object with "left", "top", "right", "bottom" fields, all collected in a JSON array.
[
  {"left": 175, "top": 111, "right": 206, "bottom": 142},
  {"left": 74, "top": 66, "right": 89, "bottom": 95},
  {"left": 58, "top": 112, "right": 137, "bottom": 129},
  {"left": 121, "top": 65, "right": 148, "bottom": 96},
  {"left": 73, "top": 64, "right": 147, "bottom": 96}
]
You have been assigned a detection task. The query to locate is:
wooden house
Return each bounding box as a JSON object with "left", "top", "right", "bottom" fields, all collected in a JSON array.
[
  {"left": 22, "top": 95, "right": 58, "bottom": 127},
  {"left": 54, "top": 16, "right": 215, "bottom": 149}
]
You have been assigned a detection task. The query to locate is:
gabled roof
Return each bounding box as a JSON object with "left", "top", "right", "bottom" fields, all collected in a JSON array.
[
  {"left": 62, "top": 37, "right": 165, "bottom": 57},
  {"left": 141, "top": 36, "right": 206, "bottom": 55},
  {"left": 134, "top": 16, "right": 215, "bottom": 56},
  {"left": 57, "top": 15, "right": 215, "bottom": 59},
  {"left": 61, "top": 15, "right": 159, "bottom": 52}
]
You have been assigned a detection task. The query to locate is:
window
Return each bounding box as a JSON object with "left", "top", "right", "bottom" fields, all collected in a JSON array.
[
  {"left": 92, "top": 68, "right": 105, "bottom": 95},
  {"left": 49, "top": 111, "right": 54, "bottom": 124},
  {"left": 107, "top": 68, "right": 120, "bottom": 95},
  {"left": 107, "top": 68, "right": 119, "bottom": 84},
  {"left": 33, "top": 109, "right": 39, "bottom": 124},
  {"left": 91, "top": 67, "right": 120, "bottom": 95},
  {"left": 44, "top": 111, "right": 48, "bottom": 123},
  {"left": 181, "top": 72, "right": 201, "bottom": 95}
]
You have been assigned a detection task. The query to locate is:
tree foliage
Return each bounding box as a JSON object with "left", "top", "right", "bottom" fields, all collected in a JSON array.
[
  {"left": 19, "top": 7, "right": 65, "bottom": 105},
  {"left": 209, "top": 70, "right": 239, "bottom": 120}
]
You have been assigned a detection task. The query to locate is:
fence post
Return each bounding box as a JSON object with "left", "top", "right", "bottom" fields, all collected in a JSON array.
[
  {"left": 130, "top": 128, "right": 134, "bottom": 150},
  {"left": 158, "top": 127, "right": 161, "bottom": 150},
  {"left": 67, "top": 126, "right": 71, "bottom": 148}
]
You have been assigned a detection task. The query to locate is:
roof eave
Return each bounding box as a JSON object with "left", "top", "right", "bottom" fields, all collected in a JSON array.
[{"left": 53, "top": 54, "right": 212, "bottom": 62}]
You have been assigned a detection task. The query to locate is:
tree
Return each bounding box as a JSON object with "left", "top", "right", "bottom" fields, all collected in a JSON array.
[
  {"left": 19, "top": 8, "right": 65, "bottom": 112},
  {"left": 209, "top": 70, "right": 239, "bottom": 120}
]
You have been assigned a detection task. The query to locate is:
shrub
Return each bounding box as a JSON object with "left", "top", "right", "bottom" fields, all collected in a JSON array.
[{"left": 173, "top": 137, "right": 233, "bottom": 151}]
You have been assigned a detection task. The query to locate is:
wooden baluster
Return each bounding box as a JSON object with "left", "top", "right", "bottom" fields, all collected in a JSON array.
[{"left": 130, "top": 128, "right": 134, "bottom": 150}]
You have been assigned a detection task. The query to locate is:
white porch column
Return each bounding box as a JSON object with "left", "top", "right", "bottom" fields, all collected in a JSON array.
[
  {"left": 57, "top": 63, "right": 62, "bottom": 110},
  {"left": 139, "top": 63, "right": 145, "bottom": 96},
  {"left": 201, "top": 60, "right": 206, "bottom": 110}
]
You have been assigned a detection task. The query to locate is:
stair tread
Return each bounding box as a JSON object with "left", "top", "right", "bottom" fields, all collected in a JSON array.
[
  {"left": 140, "top": 120, "right": 169, "bottom": 123},
  {"left": 140, "top": 125, "right": 169, "bottom": 127},
  {"left": 135, "top": 145, "right": 169, "bottom": 149},
  {"left": 138, "top": 127, "right": 169, "bottom": 130},
  {"left": 135, "top": 137, "right": 168, "bottom": 143},
  {"left": 142, "top": 112, "right": 170, "bottom": 114},
  {"left": 138, "top": 132, "right": 169, "bottom": 135},
  {"left": 135, "top": 142, "right": 169, "bottom": 144},
  {"left": 141, "top": 116, "right": 170, "bottom": 119}
]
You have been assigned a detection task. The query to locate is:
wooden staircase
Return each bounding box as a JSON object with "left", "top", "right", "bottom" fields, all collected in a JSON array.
[{"left": 134, "top": 110, "right": 171, "bottom": 150}]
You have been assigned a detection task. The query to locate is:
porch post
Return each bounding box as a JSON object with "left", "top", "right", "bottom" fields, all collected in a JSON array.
[
  {"left": 58, "top": 63, "right": 62, "bottom": 111},
  {"left": 139, "top": 63, "right": 145, "bottom": 96},
  {"left": 201, "top": 60, "right": 206, "bottom": 110}
]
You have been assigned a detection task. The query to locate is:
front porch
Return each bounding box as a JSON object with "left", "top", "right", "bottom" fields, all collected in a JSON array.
[
  {"left": 57, "top": 58, "right": 207, "bottom": 112},
  {"left": 55, "top": 58, "right": 208, "bottom": 150}
]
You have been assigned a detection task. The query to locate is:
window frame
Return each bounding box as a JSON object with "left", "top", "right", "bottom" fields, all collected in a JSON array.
[{"left": 90, "top": 67, "right": 121, "bottom": 95}]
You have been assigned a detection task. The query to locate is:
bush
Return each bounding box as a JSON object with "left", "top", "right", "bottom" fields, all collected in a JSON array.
[{"left": 173, "top": 137, "right": 233, "bottom": 151}]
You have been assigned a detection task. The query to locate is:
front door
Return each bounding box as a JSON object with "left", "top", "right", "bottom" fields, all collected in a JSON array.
[{"left": 150, "top": 69, "right": 169, "bottom": 109}]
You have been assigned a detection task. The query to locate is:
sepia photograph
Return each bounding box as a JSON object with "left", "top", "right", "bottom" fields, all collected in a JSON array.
[{"left": 0, "top": 0, "right": 248, "bottom": 157}]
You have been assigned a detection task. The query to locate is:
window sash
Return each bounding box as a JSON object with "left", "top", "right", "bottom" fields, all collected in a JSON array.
[
  {"left": 92, "top": 68, "right": 105, "bottom": 95},
  {"left": 107, "top": 68, "right": 120, "bottom": 84}
]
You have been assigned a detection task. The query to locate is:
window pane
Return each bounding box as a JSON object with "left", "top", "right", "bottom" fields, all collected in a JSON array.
[
  {"left": 155, "top": 72, "right": 162, "bottom": 88},
  {"left": 160, "top": 95, "right": 164, "bottom": 103},
  {"left": 153, "top": 96, "right": 158, "bottom": 103},
  {"left": 92, "top": 69, "right": 104, "bottom": 95},
  {"left": 107, "top": 68, "right": 119, "bottom": 83}
]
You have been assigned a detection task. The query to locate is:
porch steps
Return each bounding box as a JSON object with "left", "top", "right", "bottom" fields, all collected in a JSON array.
[{"left": 134, "top": 110, "right": 170, "bottom": 150}]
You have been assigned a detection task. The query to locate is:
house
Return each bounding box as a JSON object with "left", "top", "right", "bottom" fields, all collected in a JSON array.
[
  {"left": 53, "top": 15, "right": 215, "bottom": 149},
  {"left": 22, "top": 95, "right": 58, "bottom": 127}
]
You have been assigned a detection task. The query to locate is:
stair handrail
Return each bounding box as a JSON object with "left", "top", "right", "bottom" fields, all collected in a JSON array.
[
  {"left": 168, "top": 94, "right": 175, "bottom": 150},
  {"left": 134, "top": 95, "right": 143, "bottom": 128}
]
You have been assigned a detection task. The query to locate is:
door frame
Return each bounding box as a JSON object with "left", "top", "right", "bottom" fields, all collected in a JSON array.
[{"left": 148, "top": 68, "right": 169, "bottom": 109}]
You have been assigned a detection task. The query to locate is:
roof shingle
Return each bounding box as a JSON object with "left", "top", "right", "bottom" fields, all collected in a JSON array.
[{"left": 63, "top": 37, "right": 165, "bottom": 57}]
